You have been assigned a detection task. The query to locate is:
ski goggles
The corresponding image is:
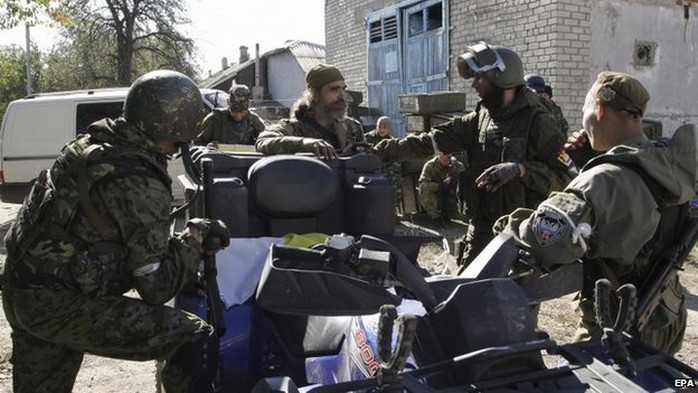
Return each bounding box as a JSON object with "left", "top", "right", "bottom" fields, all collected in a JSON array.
[{"left": 456, "top": 42, "right": 506, "bottom": 79}]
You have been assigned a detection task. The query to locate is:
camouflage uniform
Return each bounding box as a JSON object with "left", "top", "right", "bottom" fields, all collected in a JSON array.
[
  {"left": 2, "top": 118, "right": 210, "bottom": 393},
  {"left": 373, "top": 87, "right": 574, "bottom": 266},
  {"left": 365, "top": 130, "right": 403, "bottom": 208},
  {"left": 193, "top": 108, "right": 267, "bottom": 145},
  {"left": 498, "top": 128, "right": 697, "bottom": 354},
  {"left": 255, "top": 113, "right": 365, "bottom": 154},
  {"left": 418, "top": 156, "right": 465, "bottom": 220}
]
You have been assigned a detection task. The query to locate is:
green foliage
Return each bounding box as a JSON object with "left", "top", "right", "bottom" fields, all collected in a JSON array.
[
  {"left": 60, "top": 0, "right": 200, "bottom": 85},
  {"left": 0, "top": 45, "right": 42, "bottom": 120},
  {"left": 0, "top": 0, "right": 67, "bottom": 29}
]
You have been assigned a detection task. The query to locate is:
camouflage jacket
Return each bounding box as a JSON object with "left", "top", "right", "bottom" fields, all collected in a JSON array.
[
  {"left": 3, "top": 118, "right": 201, "bottom": 304},
  {"left": 373, "top": 88, "right": 575, "bottom": 222},
  {"left": 255, "top": 112, "right": 365, "bottom": 154},
  {"left": 418, "top": 156, "right": 465, "bottom": 193},
  {"left": 193, "top": 108, "right": 267, "bottom": 145},
  {"left": 364, "top": 130, "right": 393, "bottom": 146}
]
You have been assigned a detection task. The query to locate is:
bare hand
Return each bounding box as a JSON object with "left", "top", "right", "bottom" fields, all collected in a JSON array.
[
  {"left": 301, "top": 138, "right": 337, "bottom": 160},
  {"left": 564, "top": 129, "right": 588, "bottom": 151}
]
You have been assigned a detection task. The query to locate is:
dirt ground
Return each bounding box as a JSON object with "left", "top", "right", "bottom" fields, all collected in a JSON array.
[{"left": 0, "top": 203, "right": 695, "bottom": 392}]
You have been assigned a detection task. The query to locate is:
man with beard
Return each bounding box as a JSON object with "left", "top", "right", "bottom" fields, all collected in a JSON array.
[
  {"left": 372, "top": 43, "right": 575, "bottom": 269},
  {"left": 255, "top": 64, "right": 365, "bottom": 159}
]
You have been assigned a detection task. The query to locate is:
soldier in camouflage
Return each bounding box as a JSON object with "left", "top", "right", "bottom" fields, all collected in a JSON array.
[
  {"left": 193, "top": 83, "right": 267, "bottom": 147},
  {"left": 497, "top": 72, "right": 696, "bottom": 354},
  {"left": 255, "top": 64, "right": 365, "bottom": 159},
  {"left": 418, "top": 153, "right": 465, "bottom": 221},
  {"left": 365, "top": 116, "right": 403, "bottom": 210},
  {"left": 372, "top": 43, "right": 575, "bottom": 269},
  {"left": 525, "top": 73, "right": 570, "bottom": 137},
  {"left": 2, "top": 70, "right": 230, "bottom": 393}
]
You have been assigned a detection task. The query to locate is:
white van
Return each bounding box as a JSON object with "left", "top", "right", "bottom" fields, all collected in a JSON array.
[{"left": 0, "top": 87, "right": 229, "bottom": 203}]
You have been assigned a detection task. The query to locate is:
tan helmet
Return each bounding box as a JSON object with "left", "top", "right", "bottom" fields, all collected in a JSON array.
[{"left": 456, "top": 42, "right": 525, "bottom": 89}]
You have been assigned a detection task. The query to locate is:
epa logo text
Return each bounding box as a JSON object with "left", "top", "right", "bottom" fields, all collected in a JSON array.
[{"left": 674, "top": 378, "right": 696, "bottom": 389}]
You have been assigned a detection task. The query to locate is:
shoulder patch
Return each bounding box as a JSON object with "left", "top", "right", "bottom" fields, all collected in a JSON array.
[
  {"left": 556, "top": 147, "right": 574, "bottom": 168},
  {"left": 532, "top": 206, "right": 569, "bottom": 246}
]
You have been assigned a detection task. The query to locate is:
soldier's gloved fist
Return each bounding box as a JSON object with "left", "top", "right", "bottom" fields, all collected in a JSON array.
[
  {"left": 186, "top": 218, "right": 231, "bottom": 252},
  {"left": 476, "top": 162, "right": 525, "bottom": 192}
]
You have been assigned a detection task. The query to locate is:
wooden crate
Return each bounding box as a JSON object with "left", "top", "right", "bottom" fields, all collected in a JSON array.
[{"left": 399, "top": 91, "right": 466, "bottom": 114}]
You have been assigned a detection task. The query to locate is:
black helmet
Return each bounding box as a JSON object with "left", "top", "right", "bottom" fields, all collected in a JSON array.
[
  {"left": 123, "top": 70, "right": 204, "bottom": 142},
  {"left": 228, "top": 84, "right": 252, "bottom": 112},
  {"left": 524, "top": 73, "right": 546, "bottom": 93},
  {"left": 456, "top": 42, "right": 525, "bottom": 89}
]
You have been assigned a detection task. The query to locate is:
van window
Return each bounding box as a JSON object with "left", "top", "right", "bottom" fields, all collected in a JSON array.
[{"left": 76, "top": 101, "right": 124, "bottom": 135}]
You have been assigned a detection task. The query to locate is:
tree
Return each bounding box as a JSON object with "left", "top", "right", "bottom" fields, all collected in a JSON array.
[
  {"left": 0, "top": 45, "right": 42, "bottom": 119},
  {"left": 0, "top": 0, "right": 66, "bottom": 29},
  {"left": 61, "top": 0, "right": 199, "bottom": 86}
]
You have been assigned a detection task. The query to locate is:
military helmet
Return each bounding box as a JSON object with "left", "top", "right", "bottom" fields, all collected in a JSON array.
[
  {"left": 228, "top": 84, "right": 252, "bottom": 112},
  {"left": 123, "top": 70, "right": 203, "bottom": 143},
  {"left": 524, "top": 73, "right": 546, "bottom": 93},
  {"left": 456, "top": 42, "right": 525, "bottom": 89}
]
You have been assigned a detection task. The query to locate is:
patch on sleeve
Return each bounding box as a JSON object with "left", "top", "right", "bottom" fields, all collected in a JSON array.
[
  {"left": 556, "top": 147, "right": 574, "bottom": 169},
  {"left": 531, "top": 206, "right": 569, "bottom": 246}
]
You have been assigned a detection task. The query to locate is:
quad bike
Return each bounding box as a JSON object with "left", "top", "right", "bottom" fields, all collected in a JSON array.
[{"left": 173, "top": 147, "right": 698, "bottom": 392}]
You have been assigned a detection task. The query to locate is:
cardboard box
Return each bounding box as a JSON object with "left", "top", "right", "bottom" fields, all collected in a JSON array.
[{"left": 399, "top": 91, "right": 466, "bottom": 114}]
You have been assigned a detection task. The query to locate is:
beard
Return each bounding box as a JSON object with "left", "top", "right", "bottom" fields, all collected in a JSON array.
[
  {"left": 315, "top": 98, "right": 347, "bottom": 121},
  {"left": 479, "top": 85, "right": 506, "bottom": 111}
]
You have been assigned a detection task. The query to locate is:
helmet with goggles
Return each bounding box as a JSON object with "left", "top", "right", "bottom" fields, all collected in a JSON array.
[{"left": 456, "top": 42, "right": 525, "bottom": 89}]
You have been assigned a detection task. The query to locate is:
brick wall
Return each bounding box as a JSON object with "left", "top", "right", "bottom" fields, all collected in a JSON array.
[
  {"left": 326, "top": 0, "right": 592, "bottom": 130},
  {"left": 449, "top": 0, "right": 591, "bottom": 131}
]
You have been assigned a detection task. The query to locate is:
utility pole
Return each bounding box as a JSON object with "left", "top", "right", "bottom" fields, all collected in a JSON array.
[{"left": 25, "top": 24, "right": 33, "bottom": 95}]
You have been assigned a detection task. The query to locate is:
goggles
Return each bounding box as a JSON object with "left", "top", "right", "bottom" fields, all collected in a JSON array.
[{"left": 456, "top": 42, "right": 506, "bottom": 79}]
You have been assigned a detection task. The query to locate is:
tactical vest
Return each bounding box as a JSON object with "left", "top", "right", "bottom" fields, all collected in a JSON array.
[
  {"left": 4, "top": 136, "right": 171, "bottom": 292},
  {"left": 463, "top": 105, "right": 541, "bottom": 222}
]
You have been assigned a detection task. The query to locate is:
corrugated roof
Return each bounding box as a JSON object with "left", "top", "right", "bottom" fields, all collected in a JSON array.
[
  {"left": 281, "top": 40, "right": 326, "bottom": 75},
  {"left": 199, "top": 40, "right": 325, "bottom": 89}
]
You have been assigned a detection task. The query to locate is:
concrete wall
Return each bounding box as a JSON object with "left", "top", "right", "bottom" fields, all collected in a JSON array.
[
  {"left": 267, "top": 51, "right": 307, "bottom": 108},
  {"left": 591, "top": 0, "right": 698, "bottom": 135}
]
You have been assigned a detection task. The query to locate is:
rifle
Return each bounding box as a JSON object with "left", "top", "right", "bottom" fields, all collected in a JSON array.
[
  {"left": 634, "top": 211, "right": 698, "bottom": 332},
  {"left": 200, "top": 157, "right": 226, "bottom": 338}
]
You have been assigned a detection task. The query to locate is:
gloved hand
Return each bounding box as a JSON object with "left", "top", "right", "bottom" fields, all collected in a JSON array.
[
  {"left": 476, "top": 162, "right": 525, "bottom": 192},
  {"left": 301, "top": 138, "right": 337, "bottom": 160},
  {"left": 186, "top": 218, "right": 231, "bottom": 253}
]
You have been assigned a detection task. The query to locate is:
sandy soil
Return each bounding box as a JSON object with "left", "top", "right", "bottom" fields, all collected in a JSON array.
[{"left": 0, "top": 204, "right": 695, "bottom": 392}]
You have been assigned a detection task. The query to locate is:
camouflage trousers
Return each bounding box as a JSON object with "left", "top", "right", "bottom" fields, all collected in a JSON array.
[
  {"left": 573, "top": 275, "right": 687, "bottom": 355},
  {"left": 418, "top": 186, "right": 460, "bottom": 220},
  {"left": 2, "top": 286, "right": 211, "bottom": 393}
]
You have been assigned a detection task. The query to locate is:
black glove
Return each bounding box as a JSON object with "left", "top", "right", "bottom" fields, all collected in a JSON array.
[
  {"left": 476, "top": 162, "right": 524, "bottom": 192},
  {"left": 187, "top": 218, "right": 231, "bottom": 252}
]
